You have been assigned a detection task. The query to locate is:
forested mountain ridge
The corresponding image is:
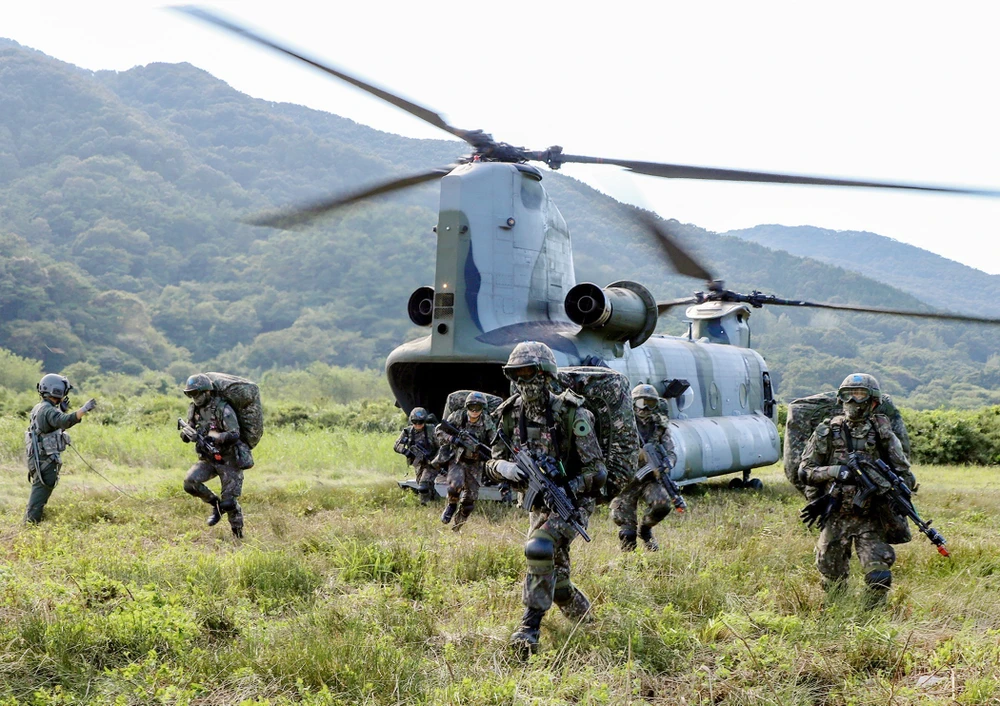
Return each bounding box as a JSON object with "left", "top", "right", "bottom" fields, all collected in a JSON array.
[
  {"left": 726, "top": 224, "right": 1000, "bottom": 318},
  {"left": 1, "top": 40, "right": 998, "bottom": 408}
]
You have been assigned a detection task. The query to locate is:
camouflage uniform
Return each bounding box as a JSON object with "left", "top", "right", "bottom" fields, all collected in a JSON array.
[
  {"left": 393, "top": 423, "right": 440, "bottom": 503},
  {"left": 435, "top": 408, "right": 495, "bottom": 529},
  {"left": 611, "top": 410, "right": 677, "bottom": 550},
  {"left": 24, "top": 399, "right": 81, "bottom": 524},
  {"left": 799, "top": 412, "right": 913, "bottom": 600},
  {"left": 489, "top": 389, "right": 608, "bottom": 646},
  {"left": 182, "top": 395, "right": 245, "bottom": 536}
]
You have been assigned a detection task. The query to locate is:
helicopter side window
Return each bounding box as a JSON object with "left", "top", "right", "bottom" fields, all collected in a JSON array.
[
  {"left": 707, "top": 320, "right": 730, "bottom": 344},
  {"left": 520, "top": 180, "right": 543, "bottom": 210}
]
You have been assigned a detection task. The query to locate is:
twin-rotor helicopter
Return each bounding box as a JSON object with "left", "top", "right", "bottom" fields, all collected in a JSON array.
[{"left": 179, "top": 7, "right": 1000, "bottom": 488}]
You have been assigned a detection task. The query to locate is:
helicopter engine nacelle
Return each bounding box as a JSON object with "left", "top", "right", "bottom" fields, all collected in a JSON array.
[
  {"left": 564, "top": 280, "right": 658, "bottom": 348},
  {"left": 407, "top": 286, "right": 435, "bottom": 327}
]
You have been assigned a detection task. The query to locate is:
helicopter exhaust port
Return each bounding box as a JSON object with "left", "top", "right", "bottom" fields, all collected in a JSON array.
[
  {"left": 564, "top": 280, "right": 659, "bottom": 348},
  {"left": 407, "top": 286, "right": 435, "bottom": 327}
]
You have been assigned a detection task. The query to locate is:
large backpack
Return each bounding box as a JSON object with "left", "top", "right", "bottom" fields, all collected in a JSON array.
[
  {"left": 784, "top": 390, "right": 909, "bottom": 495},
  {"left": 202, "top": 372, "right": 264, "bottom": 449},
  {"left": 443, "top": 390, "right": 504, "bottom": 420},
  {"left": 550, "top": 366, "right": 641, "bottom": 498}
]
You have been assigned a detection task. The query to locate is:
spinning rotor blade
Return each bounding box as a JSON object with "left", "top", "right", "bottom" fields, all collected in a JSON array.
[
  {"left": 638, "top": 212, "right": 715, "bottom": 282},
  {"left": 174, "top": 6, "right": 478, "bottom": 147},
  {"left": 656, "top": 297, "right": 699, "bottom": 315},
  {"left": 245, "top": 167, "right": 453, "bottom": 229},
  {"left": 555, "top": 155, "right": 1000, "bottom": 197},
  {"left": 723, "top": 291, "right": 1000, "bottom": 325}
]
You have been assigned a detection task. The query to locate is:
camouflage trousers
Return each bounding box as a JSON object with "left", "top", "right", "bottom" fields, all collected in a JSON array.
[
  {"left": 523, "top": 497, "right": 595, "bottom": 614},
  {"left": 816, "top": 513, "right": 895, "bottom": 583},
  {"left": 445, "top": 461, "right": 481, "bottom": 505},
  {"left": 609, "top": 477, "right": 671, "bottom": 532},
  {"left": 184, "top": 460, "right": 244, "bottom": 531},
  {"left": 24, "top": 459, "right": 60, "bottom": 524},
  {"left": 414, "top": 460, "right": 439, "bottom": 488}
]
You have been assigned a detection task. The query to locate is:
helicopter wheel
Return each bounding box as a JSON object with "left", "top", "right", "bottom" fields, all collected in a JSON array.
[
  {"left": 746, "top": 478, "right": 764, "bottom": 491},
  {"left": 728, "top": 477, "right": 745, "bottom": 490}
]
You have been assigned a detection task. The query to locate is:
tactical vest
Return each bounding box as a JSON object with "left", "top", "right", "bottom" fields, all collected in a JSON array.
[{"left": 24, "top": 402, "right": 70, "bottom": 472}]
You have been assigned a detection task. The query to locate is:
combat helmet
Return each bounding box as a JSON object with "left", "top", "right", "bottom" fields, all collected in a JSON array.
[
  {"left": 465, "top": 391, "right": 488, "bottom": 411},
  {"left": 409, "top": 407, "right": 430, "bottom": 424},
  {"left": 837, "top": 373, "right": 881, "bottom": 403},
  {"left": 37, "top": 373, "right": 71, "bottom": 399},
  {"left": 183, "top": 373, "right": 214, "bottom": 396},
  {"left": 502, "top": 341, "right": 558, "bottom": 380},
  {"left": 631, "top": 384, "right": 659, "bottom": 401}
]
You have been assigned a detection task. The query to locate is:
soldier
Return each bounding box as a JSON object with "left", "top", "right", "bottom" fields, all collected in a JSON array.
[
  {"left": 799, "top": 373, "right": 914, "bottom": 606},
  {"left": 486, "top": 341, "right": 608, "bottom": 655},
  {"left": 435, "top": 392, "right": 495, "bottom": 531},
  {"left": 611, "top": 384, "right": 678, "bottom": 552},
  {"left": 179, "top": 374, "right": 246, "bottom": 538},
  {"left": 393, "top": 407, "right": 440, "bottom": 504},
  {"left": 24, "top": 374, "right": 97, "bottom": 524}
]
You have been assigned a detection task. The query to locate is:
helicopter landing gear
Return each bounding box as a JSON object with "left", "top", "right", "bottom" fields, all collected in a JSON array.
[
  {"left": 729, "top": 472, "right": 764, "bottom": 491},
  {"left": 746, "top": 478, "right": 764, "bottom": 491}
]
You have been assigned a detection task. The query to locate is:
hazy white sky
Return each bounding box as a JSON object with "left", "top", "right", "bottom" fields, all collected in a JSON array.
[{"left": 5, "top": 1, "right": 1000, "bottom": 274}]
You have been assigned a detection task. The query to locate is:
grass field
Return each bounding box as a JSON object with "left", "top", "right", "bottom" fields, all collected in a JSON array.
[{"left": 1, "top": 419, "right": 999, "bottom": 705}]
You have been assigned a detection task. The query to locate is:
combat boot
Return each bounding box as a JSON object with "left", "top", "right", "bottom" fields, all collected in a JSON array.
[
  {"left": 510, "top": 608, "right": 546, "bottom": 658},
  {"left": 441, "top": 503, "right": 457, "bottom": 525},
  {"left": 618, "top": 528, "right": 637, "bottom": 552},
  {"left": 206, "top": 498, "right": 222, "bottom": 527},
  {"left": 451, "top": 502, "right": 474, "bottom": 532},
  {"left": 231, "top": 525, "right": 244, "bottom": 539},
  {"left": 863, "top": 569, "right": 892, "bottom": 609},
  {"left": 639, "top": 524, "right": 659, "bottom": 552},
  {"left": 554, "top": 585, "right": 594, "bottom": 623}
]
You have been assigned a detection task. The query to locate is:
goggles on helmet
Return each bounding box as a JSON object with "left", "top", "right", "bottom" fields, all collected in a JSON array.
[
  {"left": 838, "top": 389, "right": 871, "bottom": 404},
  {"left": 505, "top": 366, "right": 543, "bottom": 383},
  {"left": 466, "top": 403, "right": 485, "bottom": 413},
  {"left": 633, "top": 398, "right": 657, "bottom": 410}
]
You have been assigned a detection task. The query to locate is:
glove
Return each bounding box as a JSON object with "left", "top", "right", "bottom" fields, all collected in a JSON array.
[
  {"left": 80, "top": 398, "right": 97, "bottom": 413},
  {"left": 835, "top": 466, "right": 852, "bottom": 483},
  {"left": 489, "top": 460, "right": 526, "bottom": 483},
  {"left": 180, "top": 430, "right": 195, "bottom": 443}
]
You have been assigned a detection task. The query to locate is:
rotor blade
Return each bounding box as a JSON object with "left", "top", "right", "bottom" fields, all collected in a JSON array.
[
  {"left": 556, "top": 154, "right": 1000, "bottom": 197},
  {"left": 637, "top": 212, "right": 715, "bottom": 282},
  {"left": 656, "top": 297, "right": 699, "bottom": 315},
  {"left": 245, "top": 167, "right": 453, "bottom": 229},
  {"left": 173, "top": 6, "right": 477, "bottom": 146},
  {"left": 741, "top": 293, "right": 1000, "bottom": 325}
]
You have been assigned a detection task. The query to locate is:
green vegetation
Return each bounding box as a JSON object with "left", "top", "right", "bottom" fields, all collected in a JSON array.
[
  {"left": 1, "top": 42, "right": 999, "bottom": 407},
  {"left": 1, "top": 402, "right": 999, "bottom": 704}
]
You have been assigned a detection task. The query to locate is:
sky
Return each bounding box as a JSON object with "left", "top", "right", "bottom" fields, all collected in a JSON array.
[{"left": 5, "top": 1, "right": 1000, "bottom": 274}]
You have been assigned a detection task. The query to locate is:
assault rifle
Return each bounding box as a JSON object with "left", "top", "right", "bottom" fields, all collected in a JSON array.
[
  {"left": 494, "top": 428, "right": 591, "bottom": 542},
  {"left": 800, "top": 452, "right": 948, "bottom": 557},
  {"left": 177, "top": 418, "right": 223, "bottom": 462},
  {"left": 437, "top": 419, "right": 492, "bottom": 461},
  {"left": 404, "top": 429, "right": 434, "bottom": 463},
  {"left": 634, "top": 444, "right": 687, "bottom": 512}
]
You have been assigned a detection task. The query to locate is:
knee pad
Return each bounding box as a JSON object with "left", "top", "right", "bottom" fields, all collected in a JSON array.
[
  {"left": 524, "top": 530, "right": 555, "bottom": 575},
  {"left": 183, "top": 479, "right": 200, "bottom": 495},
  {"left": 219, "top": 499, "right": 238, "bottom": 513},
  {"left": 647, "top": 505, "right": 670, "bottom": 524},
  {"left": 865, "top": 569, "right": 892, "bottom": 591},
  {"left": 553, "top": 581, "right": 573, "bottom": 605}
]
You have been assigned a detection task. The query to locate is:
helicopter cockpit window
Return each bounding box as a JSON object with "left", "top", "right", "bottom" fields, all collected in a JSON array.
[
  {"left": 706, "top": 320, "right": 730, "bottom": 345},
  {"left": 520, "top": 179, "right": 543, "bottom": 210}
]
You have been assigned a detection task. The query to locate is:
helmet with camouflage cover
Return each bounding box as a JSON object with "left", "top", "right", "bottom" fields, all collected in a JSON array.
[
  {"left": 837, "top": 373, "right": 881, "bottom": 402},
  {"left": 409, "top": 407, "right": 430, "bottom": 424},
  {"left": 502, "top": 341, "right": 558, "bottom": 379},
  {"left": 631, "top": 384, "right": 659, "bottom": 401},
  {"left": 183, "top": 373, "right": 213, "bottom": 394},
  {"left": 37, "top": 373, "right": 71, "bottom": 399},
  {"left": 465, "top": 391, "right": 488, "bottom": 410}
]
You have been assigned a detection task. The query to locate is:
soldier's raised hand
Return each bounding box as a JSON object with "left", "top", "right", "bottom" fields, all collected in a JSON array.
[{"left": 80, "top": 398, "right": 97, "bottom": 413}]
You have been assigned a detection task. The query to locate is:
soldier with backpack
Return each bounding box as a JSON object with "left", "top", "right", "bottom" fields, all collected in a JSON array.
[
  {"left": 179, "top": 372, "right": 260, "bottom": 538},
  {"left": 435, "top": 391, "right": 496, "bottom": 531},
  {"left": 487, "top": 341, "right": 610, "bottom": 656}
]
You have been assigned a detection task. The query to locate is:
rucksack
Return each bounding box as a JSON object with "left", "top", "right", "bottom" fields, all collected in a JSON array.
[
  {"left": 784, "top": 390, "right": 909, "bottom": 495},
  {"left": 443, "top": 390, "right": 504, "bottom": 420},
  {"left": 202, "top": 372, "right": 264, "bottom": 449},
  {"left": 550, "top": 366, "right": 641, "bottom": 498}
]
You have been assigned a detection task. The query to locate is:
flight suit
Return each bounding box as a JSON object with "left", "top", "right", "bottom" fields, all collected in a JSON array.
[{"left": 24, "top": 400, "right": 81, "bottom": 524}]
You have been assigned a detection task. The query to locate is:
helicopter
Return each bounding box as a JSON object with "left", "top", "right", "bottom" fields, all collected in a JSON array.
[{"left": 178, "top": 6, "right": 1000, "bottom": 489}]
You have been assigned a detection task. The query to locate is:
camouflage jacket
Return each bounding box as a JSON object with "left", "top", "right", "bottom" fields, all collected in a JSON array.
[
  {"left": 435, "top": 409, "right": 495, "bottom": 463},
  {"left": 491, "top": 390, "right": 608, "bottom": 494},
  {"left": 188, "top": 396, "right": 241, "bottom": 465},
  {"left": 799, "top": 413, "right": 914, "bottom": 516},
  {"left": 636, "top": 412, "right": 677, "bottom": 470},
  {"left": 26, "top": 400, "right": 80, "bottom": 469},
  {"left": 393, "top": 424, "right": 438, "bottom": 465}
]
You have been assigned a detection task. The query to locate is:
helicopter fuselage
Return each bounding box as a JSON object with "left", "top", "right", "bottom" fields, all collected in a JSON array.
[{"left": 386, "top": 161, "right": 780, "bottom": 484}]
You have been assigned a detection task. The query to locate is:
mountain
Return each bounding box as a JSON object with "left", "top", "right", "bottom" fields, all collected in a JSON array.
[
  {"left": 1, "top": 40, "right": 998, "bottom": 408},
  {"left": 725, "top": 224, "right": 1000, "bottom": 318}
]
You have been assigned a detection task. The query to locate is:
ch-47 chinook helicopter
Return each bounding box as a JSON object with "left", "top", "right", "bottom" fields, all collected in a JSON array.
[{"left": 181, "top": 7, "right": 1000, "bottom": 488}]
